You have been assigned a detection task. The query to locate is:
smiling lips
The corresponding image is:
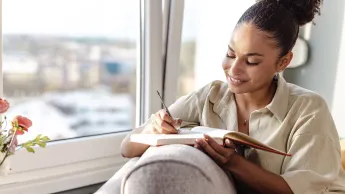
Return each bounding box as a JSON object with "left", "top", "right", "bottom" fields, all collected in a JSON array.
[{"left": 227, "top": 75, "right": 248, "bottom": 85}]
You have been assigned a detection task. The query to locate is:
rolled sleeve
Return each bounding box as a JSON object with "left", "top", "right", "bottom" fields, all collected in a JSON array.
[
  {"left": 169, "top": 92, "right": 200, "bottom": 128},
  {"left": 168, "top": 82, "right": 213, "bottom": 128},
  {"left": 280, "top": 95, "right": 344, "bottom": 194},
  {"left": 281, "top": 134, "right": 341, "bottom": 194}
]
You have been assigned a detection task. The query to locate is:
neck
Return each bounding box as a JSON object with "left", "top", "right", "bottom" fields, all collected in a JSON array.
[{"left": 234, "top": 80, "right": 277, "bottom": 112}]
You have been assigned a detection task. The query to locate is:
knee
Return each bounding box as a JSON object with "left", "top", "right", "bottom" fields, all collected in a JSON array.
[{"left": 122, "top": 161, "right": 215, "bottom": 194}]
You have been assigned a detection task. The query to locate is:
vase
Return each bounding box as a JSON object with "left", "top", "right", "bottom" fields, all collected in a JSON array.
[{"left": 0, "top": 152, "right": 11, "bottom": 176}]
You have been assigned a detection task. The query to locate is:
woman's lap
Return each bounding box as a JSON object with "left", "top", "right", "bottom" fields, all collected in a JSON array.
[{"left": 96, "top": 145, "right": 237, "bottom": 194}]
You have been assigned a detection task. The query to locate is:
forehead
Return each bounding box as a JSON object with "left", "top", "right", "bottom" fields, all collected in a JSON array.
[{"left": 230, "top": 22, "right": 278, "bottom": 53}]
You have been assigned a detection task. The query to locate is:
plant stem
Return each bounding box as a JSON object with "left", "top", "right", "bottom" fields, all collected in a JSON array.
[
  {"left": 0, "top": 128, "right": 17, "bottom": 166},
  {"left": 0, "top": 152, "right": 6, "bottom": 166}
]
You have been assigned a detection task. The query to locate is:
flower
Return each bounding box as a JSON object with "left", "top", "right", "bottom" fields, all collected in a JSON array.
[
  {"left": 11, "top": 116, "right": 33, "bottom": 135},
  {"left": 0, "top": 98, "right": 50, "bottom": 168},
  {"left": 0, "top": 98, "right": 9, "bottom": 113}
]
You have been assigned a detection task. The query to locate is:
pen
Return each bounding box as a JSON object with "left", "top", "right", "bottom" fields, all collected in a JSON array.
[
  {"left": 156, "top": 90, "right": 180, "bottom": 133},
  {"left": 156, "top": 90, "right": 173, "bottom": 118}
]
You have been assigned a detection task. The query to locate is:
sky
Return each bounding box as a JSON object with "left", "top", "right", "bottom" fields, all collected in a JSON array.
[{"left": 2, "top": 0, "right": 200, "bottom": 40}]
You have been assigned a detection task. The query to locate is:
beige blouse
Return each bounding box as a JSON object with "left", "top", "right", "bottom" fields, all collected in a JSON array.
[{"left": 168, "top": 75, "right": 345, "bottom": 194}]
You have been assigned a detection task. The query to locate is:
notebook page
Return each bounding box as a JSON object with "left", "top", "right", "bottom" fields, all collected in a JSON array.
[
  {"left": 130, "top": 133, "right": 205, "bottom": 146},
  {"left": 191, "top": 126, "right": 229, "bottom": 138}
]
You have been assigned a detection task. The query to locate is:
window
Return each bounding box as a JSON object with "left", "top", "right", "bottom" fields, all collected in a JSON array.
[
  {"left": 0, "top": 0, "right": 170, "bottom": 193},
  {"left": 2, "top": 0, "right": 138, "bottom": 144},
  {"left": 177, "top": 0, "right": 255, "bottom": 98},
  {"left": 0, "top": 0, "right": 144, "bottom": 192}
]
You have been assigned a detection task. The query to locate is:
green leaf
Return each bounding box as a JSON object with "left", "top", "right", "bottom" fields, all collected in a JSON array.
[
  {"left": 41, "top": 136, "right": 50, "bottom": 142},
  {"left": 36, "top": 142, "right": 46, "bottom": 148},
  {"left": 34, "top": 134, "right": 42, "bottom": 141},
  {"left": 0, "top": 137, "right": 3, "bottom": 147},
  {"left": 24, "top": 146, "right": 35, "bottom": 153}
]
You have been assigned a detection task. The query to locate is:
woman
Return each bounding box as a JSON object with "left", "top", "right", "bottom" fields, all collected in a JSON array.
[{"left": 121, "top": 0, "right": 345, "bottom": 193}]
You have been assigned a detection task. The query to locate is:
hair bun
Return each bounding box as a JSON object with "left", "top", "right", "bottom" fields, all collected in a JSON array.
[{"left": 279, "top": 0, "right": 323, "bottom": 26}]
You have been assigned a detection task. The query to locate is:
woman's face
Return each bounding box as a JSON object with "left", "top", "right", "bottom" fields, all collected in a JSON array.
[{"left": 222, "top": 22, "right": 291, "bottom": 94}]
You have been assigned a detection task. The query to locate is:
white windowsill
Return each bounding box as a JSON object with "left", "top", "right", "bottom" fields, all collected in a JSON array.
[{"left": 0, "top": 132, "right": 130, "bottom": 194}]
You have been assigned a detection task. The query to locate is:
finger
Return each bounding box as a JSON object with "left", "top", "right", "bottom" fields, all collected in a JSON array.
[
  {"left": 155, "top": 113, "right": 177, "bottom": 133},
  {"left": 153, "top": 116, "right": 177, "bottom": 134},
  {"left": 224, "top": 138, "right": 236, "bottom": 149},
  {"left": 150, "top": 119, "right": 160, "bottom": 134},
  {"left": 151, "top": 118, "right": 166, "bottom": 134},
  {"left": 158, "top": 109, "right": 174, "bottom": 123},
  {"left": 151, "top": 125, "right": 160, "bottom": 134},
  {"left": 196, "top": 138, "right": 226, "bottom": 164},
  {"left": 172, "top": 118, "right": 182, "bottom": 129},
  {"left": 194, "top": 142, "right": 203, "bottom": 151},
  {"left": 224, "top": 139, "right": 243, "bottom": 157},
  {"left": 152, "top": 119, "right": 175, "bottom": 134},
  {"left": 204, "top": 135, "right": 229, "bottom": 156},
  {"left": 158, "top": 110, "right": 181, "bottom": 130}
]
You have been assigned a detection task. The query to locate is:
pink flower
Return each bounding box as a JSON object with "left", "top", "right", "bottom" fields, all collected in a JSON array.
[
  {"left": 12, "top": 116, "right": 33, "bottom": 135},
  {"left": 0, "top": 98, "right": 9, "bottom": 113}
]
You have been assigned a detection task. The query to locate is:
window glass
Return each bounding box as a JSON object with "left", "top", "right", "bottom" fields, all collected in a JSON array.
[
  {"left": 2, "top": 0, "right": 139, "bottom": 143},
  {"left": 177, "top": 0, "right": 255, "bottom": 97}
]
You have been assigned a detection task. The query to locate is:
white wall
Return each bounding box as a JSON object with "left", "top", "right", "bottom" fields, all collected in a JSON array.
[
  {"left": 193, "top": 0, "right": 255, "bottom": 90},
  {"left": 284, "top": 0, "right": 345, "bottom": 138},
  {"left": 332, "top": 5, "right": 345, "bottom": 138}
]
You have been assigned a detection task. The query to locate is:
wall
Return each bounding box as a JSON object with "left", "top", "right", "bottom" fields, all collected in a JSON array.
[
  {"left": 193, "top": 0, "right": 255, "bottom": 90},
  {"left": 284, "top": 0, "right": 345, "bottom": 138}
]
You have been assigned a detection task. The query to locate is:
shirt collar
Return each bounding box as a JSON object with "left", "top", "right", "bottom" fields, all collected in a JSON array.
[
  {"left": 212, "top": 74, "right": 290, "bottom": 129},
  {"left": 266, "top": 74, "right": 290, "bottom": 122}
]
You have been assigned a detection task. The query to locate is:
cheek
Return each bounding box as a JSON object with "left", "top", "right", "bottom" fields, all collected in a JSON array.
[{"left": 248, "top": 67, "right": 276, "bottom": 84}]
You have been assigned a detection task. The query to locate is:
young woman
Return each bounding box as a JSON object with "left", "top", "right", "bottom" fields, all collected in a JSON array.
[{"left": 121, "top": 0, "right": 345, "bottom": 193}]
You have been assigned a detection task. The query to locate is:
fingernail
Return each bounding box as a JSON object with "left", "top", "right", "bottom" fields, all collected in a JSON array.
[
  {"left": 178, "top": 119, "right": 182, "bottom": 125},
  {"left": 196, "top": 139, "right": 203, "bottom": 145},
  {"left": 225, "top": 139, "right": 231, "bottom": 144}
]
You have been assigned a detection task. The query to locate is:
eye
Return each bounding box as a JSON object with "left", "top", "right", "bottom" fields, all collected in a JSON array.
[
  {"left": 246, "top": 61, "right": 259, "bottom": 66},
  {"left": 226, "top": 53, "right": 236, "bottom": 59}
]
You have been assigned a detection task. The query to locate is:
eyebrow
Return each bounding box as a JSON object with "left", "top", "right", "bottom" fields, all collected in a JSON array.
[{"left": 228, "top": 45, "right": 264, "bottom": 57}]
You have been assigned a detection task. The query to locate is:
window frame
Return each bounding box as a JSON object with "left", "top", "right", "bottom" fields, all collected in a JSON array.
[
  {"left": 0, "top": 0, "right": 169, "bottom": 193},
  {"left": 162, "top": 0, "right": 185, "bottom": 106}
]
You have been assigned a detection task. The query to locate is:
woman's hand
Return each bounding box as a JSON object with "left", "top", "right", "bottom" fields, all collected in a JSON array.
[
  {"left": 141, "top": 109, "right": 182, "bottom": 134},
  {"left": 121, "top": 109, "right": 182, "bottom": 158},
  {"left": 195, "top": 134, "right": 238, "bottom": 168}
]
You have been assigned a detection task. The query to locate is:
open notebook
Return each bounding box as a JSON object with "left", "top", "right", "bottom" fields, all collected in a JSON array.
[{"left": 130, "top": 126, "right": 292, "bottom": 156}]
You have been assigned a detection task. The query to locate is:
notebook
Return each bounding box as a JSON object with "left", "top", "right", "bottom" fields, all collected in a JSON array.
[{"left": 130, "top": 126, "right": 292, "bottom": 156}]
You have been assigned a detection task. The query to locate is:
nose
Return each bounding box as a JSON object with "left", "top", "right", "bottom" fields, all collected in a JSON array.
[{"left": 224, "top": 58, "right": 244, "bottom": 75}]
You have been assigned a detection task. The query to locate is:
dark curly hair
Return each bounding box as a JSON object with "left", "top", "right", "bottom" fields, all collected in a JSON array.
[{"left": 236, "top": 0, "right": 323, "bottom": 57}]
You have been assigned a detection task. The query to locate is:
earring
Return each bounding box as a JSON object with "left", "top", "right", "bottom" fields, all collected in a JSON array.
[{"left": 274, "top": 72, "right": 279, "bottom": 80}]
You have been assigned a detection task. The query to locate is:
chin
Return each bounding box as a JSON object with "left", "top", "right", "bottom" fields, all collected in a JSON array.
[{"left": 227, "top": 83, "right": 249, "bottom": 94}]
